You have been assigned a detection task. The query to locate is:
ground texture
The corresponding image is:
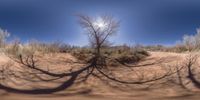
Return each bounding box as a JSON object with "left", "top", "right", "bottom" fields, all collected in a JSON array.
[{"left": 0, "top": 52, "right": 200, "bottom": 100}]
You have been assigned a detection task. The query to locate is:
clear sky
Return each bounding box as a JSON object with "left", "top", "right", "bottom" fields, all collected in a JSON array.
[{"left": 0, "top": 0, "right": 200, "bottom": 46}]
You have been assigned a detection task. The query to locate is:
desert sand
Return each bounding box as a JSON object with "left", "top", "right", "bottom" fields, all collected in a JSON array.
[{"left": 0, "top": 52, "right": 200, "bottom": 100}]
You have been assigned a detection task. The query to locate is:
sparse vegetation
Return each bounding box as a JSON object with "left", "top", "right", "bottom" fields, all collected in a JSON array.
[
  {"left": 71, "top": 45, "right": 149, "bottom": 65},
  {"left": 1, "top": 16, "right": 200, "bottom": 100},
  {"left": 77, "top": 14, "right": 119, "bottom": 59},
  {"left": 143, "top": 28, "right": 200, "bottom": 53},
  {"left": 143, "top": 44, "right": 188, "bottom": 53},
  {"left": 0, "top": 28, "right": 10, "bottom": 48},
  {"left": 2, "top": 0, "right": 200, "bottom": 100}
]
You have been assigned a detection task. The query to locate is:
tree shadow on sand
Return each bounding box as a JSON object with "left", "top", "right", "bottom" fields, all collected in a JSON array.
[{"left": 0, "top": 54, "right": 189, "bottom": 95}]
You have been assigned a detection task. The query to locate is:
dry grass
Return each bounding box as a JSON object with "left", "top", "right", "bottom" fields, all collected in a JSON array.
[
  {"left": 71, "top": 46, "right": 150, "bottom": 66},
  {"left": 143, "top": 45, "right": 189, "bottom": 53}
]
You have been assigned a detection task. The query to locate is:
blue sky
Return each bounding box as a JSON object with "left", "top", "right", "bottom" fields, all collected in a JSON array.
[{"left": 0, "top": 0, "right": 200, "bottom": 46}]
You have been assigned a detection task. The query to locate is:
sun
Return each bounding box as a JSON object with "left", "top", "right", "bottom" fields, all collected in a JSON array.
[
  {"left": 93, "top": 18, "right": 107, "bottom": 29},
  {"left": 96, "top": 22, "right": 105, "bottom": 28}
]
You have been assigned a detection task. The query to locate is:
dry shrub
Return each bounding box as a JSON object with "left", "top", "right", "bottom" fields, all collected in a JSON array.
[
  {"left": 5, "top": 40, "right": 23, "bottom": 56},
  {"left": 116, "top": 50, "right": 149, "bottom": 63},
  {"left": 143, "top": 44, "right": 189, "bottom": 53},
  {"left": 71, "top": 46, "right": 149, "bottom": 66},
  {"left": 3, "top": 40, "right": 74, "bottom": 63},
  {"left": 166, "top": 45, "right": 188, "bottom": 53},
  {"left": 5, "top": 40, "right": 73, "bottom": 58},
  {"left": 0, "top": 28, "right": 10, "bottom": 48},
  {"left": 144, "top": 28, "right": 200, "bottom": 53},
  {"left": 27, "top": 40, "right": 61, "bottom": 53},
  {"left": 71, "top": 48, "right": 94, "bottom": 63},
  {"left": 5, "top": 41, "right": 35, "bottom": 58}
]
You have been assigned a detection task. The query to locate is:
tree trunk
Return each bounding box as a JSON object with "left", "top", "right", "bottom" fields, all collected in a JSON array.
[{"left": 96, "top": 45, "right": 101, "bottom": 57}]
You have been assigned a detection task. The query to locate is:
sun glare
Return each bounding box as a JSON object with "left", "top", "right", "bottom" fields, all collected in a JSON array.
[
  {"left": 94, "top": 18, "right": 107, "bottom": 29},
  {"left": 97, "top": 22, "right": 105, "bottom": 28}
]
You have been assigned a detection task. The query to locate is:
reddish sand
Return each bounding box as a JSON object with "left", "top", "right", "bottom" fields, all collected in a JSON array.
[{"left": 0, "top": 52, "right": 200, "bottom": 100}]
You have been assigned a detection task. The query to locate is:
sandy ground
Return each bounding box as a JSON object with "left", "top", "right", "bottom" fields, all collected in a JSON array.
[{"left": 0, "top": 52, "right": 200, "bottom": 100}]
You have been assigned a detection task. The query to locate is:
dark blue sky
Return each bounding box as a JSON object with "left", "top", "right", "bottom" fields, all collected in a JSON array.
[{"left": 0, "top": 0, "right": 200, "bottom": 46}]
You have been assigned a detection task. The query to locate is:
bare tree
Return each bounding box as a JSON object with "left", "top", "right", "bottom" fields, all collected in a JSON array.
[
  {"left": 183, "top": 34, "right": 195, "bottom": 51},
  {"left": 0, "top": 28, "right": 10, "bottom": 48},
  {"left": 182, "top": 28, "right": 200, "bottom": 51},
  {"left": 77, "top": 14, "right": 120, "bottom": 57}
]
